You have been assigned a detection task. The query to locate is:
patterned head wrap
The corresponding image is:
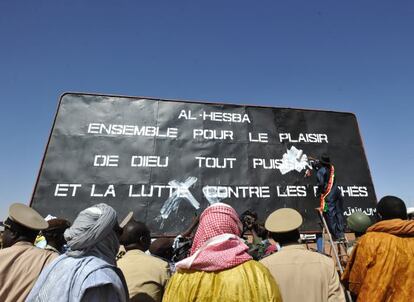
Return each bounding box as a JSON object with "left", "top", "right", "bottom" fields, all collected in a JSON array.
[
  {"left": 176, "top": 203, "right": 251, "bottom": 272},
  {"left": 190, "top": 203, "right": 242, "bottom": 255}
]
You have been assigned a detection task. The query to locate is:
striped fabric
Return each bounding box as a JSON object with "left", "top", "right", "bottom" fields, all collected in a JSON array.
[{"left": 319, "top": 165, "right": 335, "bottom": 212}]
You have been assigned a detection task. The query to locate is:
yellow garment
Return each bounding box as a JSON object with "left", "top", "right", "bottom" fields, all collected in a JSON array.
[
  {"left": 342, "top": 219, "right": 414, "bottom": 302},
  {"left": 162, "top": 260, "right": 282, "bottom": 302},
  {"left": 0, "top": 241, "right": 57, "bottom": 302}
]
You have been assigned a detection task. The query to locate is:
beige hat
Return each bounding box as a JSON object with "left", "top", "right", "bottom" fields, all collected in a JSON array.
[
  {"left": 265, "top": 208, "right": 303, "bottom": 233},
  {"left": 7, "top": 203, "right": 48, "bottom": 231}
]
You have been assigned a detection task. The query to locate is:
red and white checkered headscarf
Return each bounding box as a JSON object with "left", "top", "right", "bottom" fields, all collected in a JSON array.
[{"left": 176, "top": 203, "right": 252, "bottom": 272}]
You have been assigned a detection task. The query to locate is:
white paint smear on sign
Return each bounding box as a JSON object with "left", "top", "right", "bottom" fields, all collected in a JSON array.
[
  {"left": 158, "top": 177, "right": 200, "bottom": 228},
  {"left": 202, "top": 186, "right": 225, "bottom": 205},
  {"left": 278, "top": 146, "right": 311, "bottom": 175}
]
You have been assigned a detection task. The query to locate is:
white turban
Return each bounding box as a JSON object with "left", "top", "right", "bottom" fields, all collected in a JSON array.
[{"left": 64, "top": 203, "right": 119, "bottom": 265}]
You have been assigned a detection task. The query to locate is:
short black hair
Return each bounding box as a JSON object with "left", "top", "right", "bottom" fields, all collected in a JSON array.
[
  {"left": 120, "top": 220, "right": 150, "bottom": 246},
  {"left": 270, "top": 229, "right": 300, "bottom": 245},
  {"left": 377, "top": 196, "right": 407, "bottom": 220}
]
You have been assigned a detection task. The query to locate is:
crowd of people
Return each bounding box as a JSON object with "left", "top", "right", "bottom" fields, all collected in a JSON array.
[{"left": 0, "top": 194, "right": 413, "bottom": 302}]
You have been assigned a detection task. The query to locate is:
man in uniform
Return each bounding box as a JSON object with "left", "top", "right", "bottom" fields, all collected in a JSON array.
[
  {"left": 0, "top": 203, "right": 57, "bottom": 302},
  {"left": 260, "top": 208, "right": 345, "bottom": 302},
  {"left": 118, "top": 219, "right": 170, "bottom": 302}
]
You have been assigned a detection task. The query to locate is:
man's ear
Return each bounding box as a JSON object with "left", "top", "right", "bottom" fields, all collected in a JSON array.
[{"left": 9, "top": 229, "right": 19, "bottom": 240}]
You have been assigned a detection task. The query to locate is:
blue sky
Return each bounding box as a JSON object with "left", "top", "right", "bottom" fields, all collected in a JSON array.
[{"left": 1, "top": 0, "right": 413, "bottom": 218}]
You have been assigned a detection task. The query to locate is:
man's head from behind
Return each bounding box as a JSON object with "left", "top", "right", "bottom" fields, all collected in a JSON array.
[
  {"left": 120, "top": 219, "right": 151, "bottom": 252},
  {"left": 2, "top": 203, "right": 48, "bottom": 248},
  {"left": 149, "top": 237, "right": 174, "bottom": 260},
  {"left": 377, "top": 196, "right": 407, "bottom": 221},
  {"left": 265, "top": 208, "right": 303, "bottom": 245},
  {"left": 190, "top": 203, "right": 243, "bottom": 255},
  {"left": 64, "top": 203, "right": 120, "bottom": 264}
]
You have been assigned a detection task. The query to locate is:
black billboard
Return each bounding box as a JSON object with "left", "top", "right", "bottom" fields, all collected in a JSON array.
[{"left": 31, "top": 93, "right": 377, "bottom": 235}]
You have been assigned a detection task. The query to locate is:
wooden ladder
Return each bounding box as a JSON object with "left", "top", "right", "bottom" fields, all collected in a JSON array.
[{"left": 317, "top": 210, "right": 353, "bottom": 302}]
